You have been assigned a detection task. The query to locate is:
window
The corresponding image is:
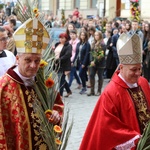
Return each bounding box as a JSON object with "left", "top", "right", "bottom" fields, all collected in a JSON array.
[
  {"left": 74, "top": 0, "right": 80, "bottom": 9},
  {"left": 57, "top": 0, "right": 59, "bottom": 9},
  {"left": 91, "top": 0, "right": 97, "bottom": 8}
]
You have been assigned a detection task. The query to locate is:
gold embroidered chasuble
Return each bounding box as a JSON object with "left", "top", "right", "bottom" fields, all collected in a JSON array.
[
  {"left": 128, "top": 86, "right": 150, "bottom": 133},
  {"left": 0, "top": 67, "right": 64, "bottom": 150}
]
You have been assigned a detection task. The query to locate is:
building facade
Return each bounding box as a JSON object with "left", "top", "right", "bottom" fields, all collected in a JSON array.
[{"left": 40, "top": 0, "right": 150, "bottom": 21}]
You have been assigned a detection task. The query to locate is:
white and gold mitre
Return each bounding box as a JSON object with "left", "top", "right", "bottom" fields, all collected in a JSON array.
[
  {"left": 116, "top": 33, "right": 142, "bottom": 64},
  {"left": 13, "top": 17, "right": 50, "bottom": 54}
]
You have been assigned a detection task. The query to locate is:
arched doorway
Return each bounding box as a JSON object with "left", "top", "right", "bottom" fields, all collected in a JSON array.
[{"left": 116, "top": 0, "right": 121, "bottom": 17}]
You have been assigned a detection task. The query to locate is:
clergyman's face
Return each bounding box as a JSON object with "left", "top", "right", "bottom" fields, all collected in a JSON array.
[
  {"left": 120, "top": 63, "right": 142, "bottom": 84},
  {"left": 16, "top": 53, "right": 42, "bottom": 78}
]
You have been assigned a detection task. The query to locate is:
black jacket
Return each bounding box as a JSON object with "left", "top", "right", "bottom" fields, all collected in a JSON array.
[
  {"left": 55, "top": 42, "right": 72, "bottom": 72},
  {"left": 73, "top": 41, "right": 90, "bottom": 67}
]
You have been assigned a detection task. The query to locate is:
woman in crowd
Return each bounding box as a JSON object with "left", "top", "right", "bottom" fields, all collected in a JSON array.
[
  {"left": 87, "top": 26, "right": 96, "bottom": 88},
  {"left": 125, "top": 20, "right": 132, "bottom": 32},
  {"left": 87, "top": 30, "right": 106, "bottom": 96},
  {"left": 66, "top": 23, "right": 76, "bottom": 40},
  {"left": 68, "top": 29, "right": 81, "bottom": 89},
  {"left": 142, "top": 22, "right": 150, "bottom": 82},
  {"left": 73, "top": 30, "right": 90, "bottom": 94},
  {"left": 54, "top": 32, "right": 72, "bottom": 97},
  {"left": 105, "top": 29, "right": 116, "bottom": 78}
]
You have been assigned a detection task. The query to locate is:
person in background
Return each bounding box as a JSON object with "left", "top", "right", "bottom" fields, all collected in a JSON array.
[
  {"left": 3, "top": 18, "right": 16, "bottom": 33},
  {"left": 70, "top": 15, "right": 81, "bottom": 28},
  {"left": 142, "top": 22, "right": 150, "bottom": 81},
  {"left": 3, "top": 15, "right": 22, "bottom": 30},
  {"left": 87, "top": 31, "right": 106, "bottom": 96},
  {"left": 68, "top": 29, "right": 81, "bottom": 89},
  {"left": 80, "top": 33, "right": 150, "bottom": 150},
  {"left": 73, "top": 31, "right": 90, "bottom": 94},
  {"left": 72, "top": 7, "right": 80, "bottom": 18},
  {"left": 105, "top": 29, "right": 116, "bottom": 79},
  {"left": 52, "top": 16, "right": 61, "bottom": 27},
  {"left": 145, "top": 41, "right": 150, "bottom": 82},
  {"left": 0, "top": 27, "right": 16, "bottom": 76},
  {"left": 88, "top": 26, "right": 95, "bottom": 46},
  {"left": 3, "top": 25, "right": 16, "bottom": 55},
  {"left": 128, "top": 19, "right": 143, "bottom": 41},
  {"left": 44, "top": 15, "right": 52, "bottom": 28},
  {"left": 125, "top": 20, "right": 132, "bottom": 33},
  {"left": 0, "top": 18, "right": 63, "bottom": 149},
  {"left": 111, "top": 28, "right": 120, "bottom": 67},
  {"left": 66, "top": 23, "right": 76, "bottom": 40},
  {"left": 5, "top": 2, "right": 11, "bottom": 17},
  {"left": 54, "top": 32, "right": 72, "bottom": 97},
  {"left": 87, "top": 26, "right": 96, "bottom": 88}
]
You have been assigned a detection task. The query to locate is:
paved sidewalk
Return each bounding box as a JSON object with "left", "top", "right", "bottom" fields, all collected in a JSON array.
[{"left": 63, "top": 79, "right": 109, "bottom": 150}]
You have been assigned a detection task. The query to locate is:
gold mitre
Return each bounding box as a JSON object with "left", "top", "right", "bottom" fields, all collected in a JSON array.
[
  {"left": 13, "top": 17, "right": 50, "bottom": 54},
  {"left": 116, "top": 33, "right": 142, "bottom": 64}
]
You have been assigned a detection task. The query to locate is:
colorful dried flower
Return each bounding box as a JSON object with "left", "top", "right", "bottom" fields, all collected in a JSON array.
[
  {"left": 33, "top": 8, "right": 38, "bottom": 13},
  {"left": 45, "top": 78, "right": 54, "bottom": 88},
  {"left": 54, "top": 125, "right": 62, "bottom": 133},
  {"left": 55, "top": 138, "right": 62, "bottom": 145},
  {"left": 35, "top": 13, "right": 39, "bottom": 18},
  {"left": 45, "top": 109, "right": 53, "bottom": 118},
  {"left": 45, "top": 109, "right": 54, "bottom": 122},
  {"left": 40, "top": 59, "right": 48, "bottom": 68}
]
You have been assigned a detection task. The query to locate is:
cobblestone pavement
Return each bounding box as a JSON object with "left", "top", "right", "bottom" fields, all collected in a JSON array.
[{"left": 62, "top": 79, "right": 109, "bottom": 150}]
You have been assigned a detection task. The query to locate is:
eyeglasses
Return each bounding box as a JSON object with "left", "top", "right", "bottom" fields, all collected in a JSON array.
[{"left": 0, "top": 37, "right": 9, "bottom": 42}]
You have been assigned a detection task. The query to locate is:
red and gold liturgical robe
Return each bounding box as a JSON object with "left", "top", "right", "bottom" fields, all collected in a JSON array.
[
  {"left": 0, "top": 67, "right": 64, "bottom": 150},
  {"left": 80, "top": 71, "right": 150, "bottom": 150}
]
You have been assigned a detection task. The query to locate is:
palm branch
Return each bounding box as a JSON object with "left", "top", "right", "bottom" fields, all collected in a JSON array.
[{"left": 137, "top": 121, "right": 150, "bottom": 150}]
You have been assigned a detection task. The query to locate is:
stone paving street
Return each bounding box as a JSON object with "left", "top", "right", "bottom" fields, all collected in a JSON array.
[{"left": 62, "top": 79, "right": 109, "bottom": 150}]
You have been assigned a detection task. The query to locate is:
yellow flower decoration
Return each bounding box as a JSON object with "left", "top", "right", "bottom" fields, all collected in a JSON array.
[
  {"left": 40, "top": 59, "right": 48, "bottom": 68},
  {"left": 33, "top": 8, "right": 38, "bottom": 13},
  {"left": 45, "top": 109, "right": 53, "bottom": 115},
  {"left": 55, "top": 138, "right": 62, "bottom": 145},
  {"left": 45, "top": 109, "right": 53, "bottom": 121},
  {"left": 53, "top": 125, "right": 62, "bottom": 133}
]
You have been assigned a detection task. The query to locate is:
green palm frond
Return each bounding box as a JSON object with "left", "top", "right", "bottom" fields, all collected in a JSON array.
[{"left": 137, "top": 121, "right": 150, "bottom": 150}]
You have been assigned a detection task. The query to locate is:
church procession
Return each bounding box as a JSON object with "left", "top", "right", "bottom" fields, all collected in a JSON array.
[{"left": 0, "top": 0, "right": 150, "bottom": 149}]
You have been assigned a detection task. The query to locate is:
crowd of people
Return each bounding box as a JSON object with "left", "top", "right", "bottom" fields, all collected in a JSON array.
[
  {"left": 48, "top": 12, "right": 150, "bottom": 97},
  {"left": 1, "top": 4, "right": 150, "bottom": 149},
  {"left": 0, "top": 6, "right": 150, "bottom": 97}
]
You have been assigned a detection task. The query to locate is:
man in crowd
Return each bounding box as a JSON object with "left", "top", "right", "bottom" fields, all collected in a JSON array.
[
  {"left": 80, "top": 33, "right": 150, "bottom": 150},
  {"left": 0, "top": 27, "right": 16, "bottom": 76},
  {"left": 0, "top": 18, "right": 63, "bottom": 149},
  {"left": 70, "top": 15, "right": 81, "bottom": 28},
  {"left": 128, "top": 19, "right": 143, "bottom": 41}
]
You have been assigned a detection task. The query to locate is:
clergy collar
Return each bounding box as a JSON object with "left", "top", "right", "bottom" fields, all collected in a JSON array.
[
  {"left": 118, "top": 73, "right": 138, "bottom": 88},
  {"left": 13, "top": 66, "right": 35, "bottom": 86},
  {"left": 0, "top": 50, "right": 7, "bottom": 57}
]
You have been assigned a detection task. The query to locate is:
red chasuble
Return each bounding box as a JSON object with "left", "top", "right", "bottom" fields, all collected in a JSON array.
[
  {"left": 0, "top": 67, "right": 64, "bottom": 150},
  {"left": 79, "top": 71, "right": 150, "bottom": 150}
]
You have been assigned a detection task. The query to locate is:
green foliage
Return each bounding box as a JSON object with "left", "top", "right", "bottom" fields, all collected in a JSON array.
[
  {"left": 61, "top": 9, "right": 66, "bottom": 27},
  {"left": 137, "top": 122, "right": 150, "bottom": 150},
  {"left": 0, "top": 4, "right": 4, "bottom": 10}
]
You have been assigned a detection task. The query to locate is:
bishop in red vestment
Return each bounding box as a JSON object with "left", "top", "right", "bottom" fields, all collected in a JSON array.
[{"left": 80, "top": 33, "right": 150, "bottom": 150}]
